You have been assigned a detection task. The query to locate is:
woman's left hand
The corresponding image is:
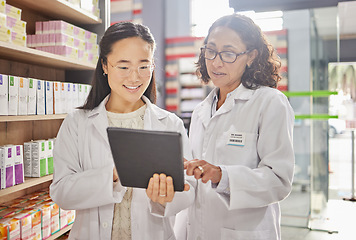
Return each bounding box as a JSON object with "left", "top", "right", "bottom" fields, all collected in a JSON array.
[
  {"left": 184, "top": 159, "right": 222, "bottom": 184},
  {"left": 146, "top": 173, "right": 174, "bottom": 205}
]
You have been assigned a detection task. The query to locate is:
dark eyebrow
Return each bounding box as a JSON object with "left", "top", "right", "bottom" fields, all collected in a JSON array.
[{"left": 114, "top": 59, "right": 151, "bottom": 64}]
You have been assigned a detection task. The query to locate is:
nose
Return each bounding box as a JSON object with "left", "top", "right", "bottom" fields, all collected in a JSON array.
[{"left": 212, "top": 53, "right": 224, "bottom": 68}]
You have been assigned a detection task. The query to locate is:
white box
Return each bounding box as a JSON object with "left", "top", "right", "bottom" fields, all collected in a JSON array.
[
  {"left": 8, "top": 75, "right": 19, "bottom": 115},
  {"left": 36, "top": 79, "right": 45, "bottom": 115},
  {"left": 18, "top": 77, "right": 28, "bottom": 115},
  {"left": 13, "top": 145, "right": 24, "bottom": 185},
  {"left": 0, "top": 74, "right": 8, "bottom": 115},
  {"left": 0, "top": 145, "right": 14, "bottom": 189},
  {"left": 45, "top": 81, "right": 54, "bottom": 115},
  {"left": 31, "top": 140, "right": 47, "bottom": 177},
  {"left": 53, "top": 82, "right": 62, "bottom": 114},
  {"left": 23, "top": 141, "right": 32, "bottom": 177},
  {"left": 27, "top": 78, "right": 37, "bottom": 115},
  {"left": 65, "top": 82, "right": 72, "bottom": 113},
  {"left": 60, "top": 82, "right": 66, "bottom": 113},
  {"left": 72, "top": 83, "right": 79, "bottom": 109},
  {"left": 46, "top": 139, "right": 54, "bottom": 175}
]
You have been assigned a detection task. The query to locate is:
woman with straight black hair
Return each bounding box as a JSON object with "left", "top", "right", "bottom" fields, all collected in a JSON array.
[{"left": 50, "top": 22, "right": 194, "bottom": 240}]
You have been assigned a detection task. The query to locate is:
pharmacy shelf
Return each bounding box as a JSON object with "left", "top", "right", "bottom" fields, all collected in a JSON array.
[
  {"left": 0, "top": 175, "right": 53, "bottom": 199},
  {"left": 0, "top": 42, "right": 96, "bottom": 70},
  {"left": 0, "top": 114, "right": 67, "bottom": 122},
  {"left": 47, "top": 225, "right": 73, "bottom": 240},
  {"left": 8, "top": 0, "right": 102, "bottom": 25}
]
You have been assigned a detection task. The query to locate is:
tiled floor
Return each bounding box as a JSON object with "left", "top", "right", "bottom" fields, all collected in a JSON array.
[{"left": 281, "top": 199, "right": 356, "bottom": 239}]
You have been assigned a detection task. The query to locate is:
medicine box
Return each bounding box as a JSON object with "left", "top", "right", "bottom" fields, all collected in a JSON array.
[
  {"left": 23, "top": 141, "right": 32, "bottom": 177},
  {"left": 28, "top": 78, "right": 37, "bottom": 115},
  {"left": 36, "top": 80, "right": 45, "bottom": 115},
  {"left": 13, "top": 145, "right": 24, "bottom": 185},
  {"left": 8, "top": 76, "right": 19, "bottom": 116},
  {"left": 0, "top": 74, "right": 8, "bottom": 115},
  {"left": 31, "top": 140, "right": 47, "bottom": 178},
  {"left": 18, "top": 77, "right": 28, "bottom": 115},
  {"left": 45, "top": 81, "right": 54, "bottom": 115},
  {"left": 0, "top": 145, "right": 14, "bottom": 189}
]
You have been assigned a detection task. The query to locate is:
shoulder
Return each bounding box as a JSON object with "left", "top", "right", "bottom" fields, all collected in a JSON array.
[
  {"left": 254, "top": 86, "right": 289, "bottom": 104},
  {"left": 149, "top": 104, "right": 182, "bottom": 122}
]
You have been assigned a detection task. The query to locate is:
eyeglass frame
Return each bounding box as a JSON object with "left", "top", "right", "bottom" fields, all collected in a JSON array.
[
  {"left": 105, "top": 59, "right": 155, "bottom": 78},
  {"left": 200, "top": 46, "right": 252, "bottom": 63}
]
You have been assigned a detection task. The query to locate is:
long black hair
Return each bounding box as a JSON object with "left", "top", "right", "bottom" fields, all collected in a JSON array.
[
  {"left": 80, "top": 22, "right": 156, "bottom": 110},
  {"left": 196, "top": 14, "right": 281, "bottom": 89}
]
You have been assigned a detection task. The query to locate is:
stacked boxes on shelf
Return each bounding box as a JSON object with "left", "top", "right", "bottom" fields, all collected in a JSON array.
[
  {"left": 0, "top": 138, "right": 54, "bottom": 191},
  {"left": 0, "top": 190, "right": 75, "bottom": 240},
  {"left": 0, "top": 73, "right": 91, "bottom": 116},
  {"left": 0, "top": 0, "right": 27, "bottom": 46},
  {"left": 27, "top": 20, "right": 99, "bottom": 64},
  {"left": 0, "top": 144, "right": 24, "bottom": 189},
  {"left": 165, "top": 37, "right": 205, "bottom": 123},
  {"left": 264, "top": 29, "right": 288, "bottom": 91}
]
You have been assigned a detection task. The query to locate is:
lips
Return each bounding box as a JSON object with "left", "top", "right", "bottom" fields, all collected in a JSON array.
[
  {"left": 124, "top": 84, "right": 142, "bottom": 90},
  {"left": 212, "top": 71, "right": 226, "bottom": 76}
]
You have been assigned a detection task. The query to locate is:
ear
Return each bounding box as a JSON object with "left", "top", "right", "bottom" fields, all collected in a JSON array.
[
  {"left": 101, "top": 58, "right": 108, "bottom": 75},
  {"left": 247, "top": 49, "right": 258, "bottom": 67}
]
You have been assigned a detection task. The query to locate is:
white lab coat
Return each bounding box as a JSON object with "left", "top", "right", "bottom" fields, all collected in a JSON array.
[
  {"left": 50, "top": 95, "right": 195, "bottom": 240},
  {"left": 184, "top": 85, "right": 295, "bottom": 240}
]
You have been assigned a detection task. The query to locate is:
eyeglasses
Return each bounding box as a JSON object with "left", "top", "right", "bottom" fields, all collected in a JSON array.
[
  {"left": 201, "top": 46, "right": 251, "bottom": 63},
  {"left": 107, "top": 60, "right": 155, "bottom": 78}
]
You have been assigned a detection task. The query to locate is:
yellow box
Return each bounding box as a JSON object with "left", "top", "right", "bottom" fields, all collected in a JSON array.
[
  {"left": 5, "top": 3, "right": 21, "bottom": 20},
  {"left": 0, "top": 25, "right": 11, "bottom": 43},
  {"left": 11, "top": 31, "right": 26, "bottom": 47},
  {"left": 0, "top": 0, "right": 5, "bottom": 14}
]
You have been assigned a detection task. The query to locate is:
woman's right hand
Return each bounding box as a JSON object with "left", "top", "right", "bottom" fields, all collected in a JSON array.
[{"left": 113, "top": 167, "right": 119, "bottom": 182}]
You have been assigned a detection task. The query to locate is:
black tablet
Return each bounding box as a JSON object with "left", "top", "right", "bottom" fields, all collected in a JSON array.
[{"left": 107, "top": 127, "right": 184, "bottom": 191}]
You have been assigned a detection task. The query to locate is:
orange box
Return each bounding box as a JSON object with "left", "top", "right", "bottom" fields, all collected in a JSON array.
[
  {"left": 59, "top": 208, "right": 67, "bottom": 229},
  {"left": 37, "top": 203, "right": 51, "bottom": 239},
  {"left": 43, "top": 201, "right": 59, "bottom": 235},
  {"left": 0, "top": 198, "right": 28, "bottom": 208},
  {"left": 13, "top": 210, "right": 32, "bottom": 240},
  {"left": 0, "top": 217, "right": 20, "bottom": 240},
  {"left": 67, "top": 210, "right": 75, "bottom": 225},
  {"left": 13, "top": 208, "right": 42, "bottom": 240},
  {"left": 0, "top": 223, "right": 8, "bottom": 240},
  {"left": 15, "top": 199, "right": 44, "bottom": 210},
  {"left": 0, "top": 208, "right": 23, "bottom": 219}
]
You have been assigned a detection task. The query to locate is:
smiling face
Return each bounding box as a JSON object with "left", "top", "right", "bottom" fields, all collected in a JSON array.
[
  {"left": 205, "top": 26, "right": 256, "bottom": 97},
  {"left": 102, "top": 37, "right": 154, "bottom": 113}
]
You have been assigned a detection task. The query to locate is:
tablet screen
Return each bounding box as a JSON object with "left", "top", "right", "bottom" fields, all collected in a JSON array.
[{"left": 107, "top": 127, "right": 184, "bottom": 191}]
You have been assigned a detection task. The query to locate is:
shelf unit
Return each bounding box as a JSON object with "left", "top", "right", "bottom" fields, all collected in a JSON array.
[{"left": 0, "top": 0, "right": 108, "bottom": 238}]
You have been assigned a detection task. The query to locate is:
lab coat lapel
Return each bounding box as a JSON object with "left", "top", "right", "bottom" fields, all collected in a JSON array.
[
  {"left": 214, "top": 84, "right": 254, "bottom": 117},
  {"left": 88, "top": 95, "right": 110, "bottom": 147},
  {"left": 142, "top": 96, "right": 167, "bottom": 130},
  {"left": 195, "top": 90, "right": 215, "bottom": 129}
]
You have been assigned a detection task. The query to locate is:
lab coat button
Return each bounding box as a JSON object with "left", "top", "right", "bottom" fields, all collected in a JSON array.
[
  {"left": 196, "top": 202, "right": 200, "bottom": 209},
  {"left": 102, "top": 222, "right": 108, "bottom": 228},
  {"left": 197, "top": 236, "right": 201, "bottom": 240}
]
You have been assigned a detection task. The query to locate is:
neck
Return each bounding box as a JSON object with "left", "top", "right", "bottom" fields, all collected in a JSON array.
[{"left": 106, "top": 96, "right": 145, "bottom": 113}]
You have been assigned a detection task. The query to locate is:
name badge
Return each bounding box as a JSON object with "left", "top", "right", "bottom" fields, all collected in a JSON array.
[{"left": 227, "top": 132, "right": 245, "bottom": 146}]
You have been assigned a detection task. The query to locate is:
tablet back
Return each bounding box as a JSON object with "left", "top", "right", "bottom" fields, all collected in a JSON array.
[{"left": 107, "top": 127, "right": 184, "bottom": 191}]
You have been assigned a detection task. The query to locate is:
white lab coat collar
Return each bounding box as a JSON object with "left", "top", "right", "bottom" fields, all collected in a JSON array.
[
  {"left": 86, "top": 94, "right": 169, "bottom": 145},
  {"left": 195, "top": 84, "right": 256, "bottom": 128}
]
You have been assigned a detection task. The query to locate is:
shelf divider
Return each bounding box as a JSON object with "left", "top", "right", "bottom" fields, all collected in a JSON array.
[{"left": 0, "top": 42, "right": 95, "bottom": 70}]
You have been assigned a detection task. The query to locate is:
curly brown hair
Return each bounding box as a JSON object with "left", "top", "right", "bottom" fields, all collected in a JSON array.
[{"left": 196, "top": 14, "right": 281, "bottom": 89}]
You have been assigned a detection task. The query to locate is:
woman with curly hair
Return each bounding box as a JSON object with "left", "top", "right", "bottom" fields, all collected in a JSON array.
[{"left": 181, "top": 14, "right": 295, "bottom": 240}]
